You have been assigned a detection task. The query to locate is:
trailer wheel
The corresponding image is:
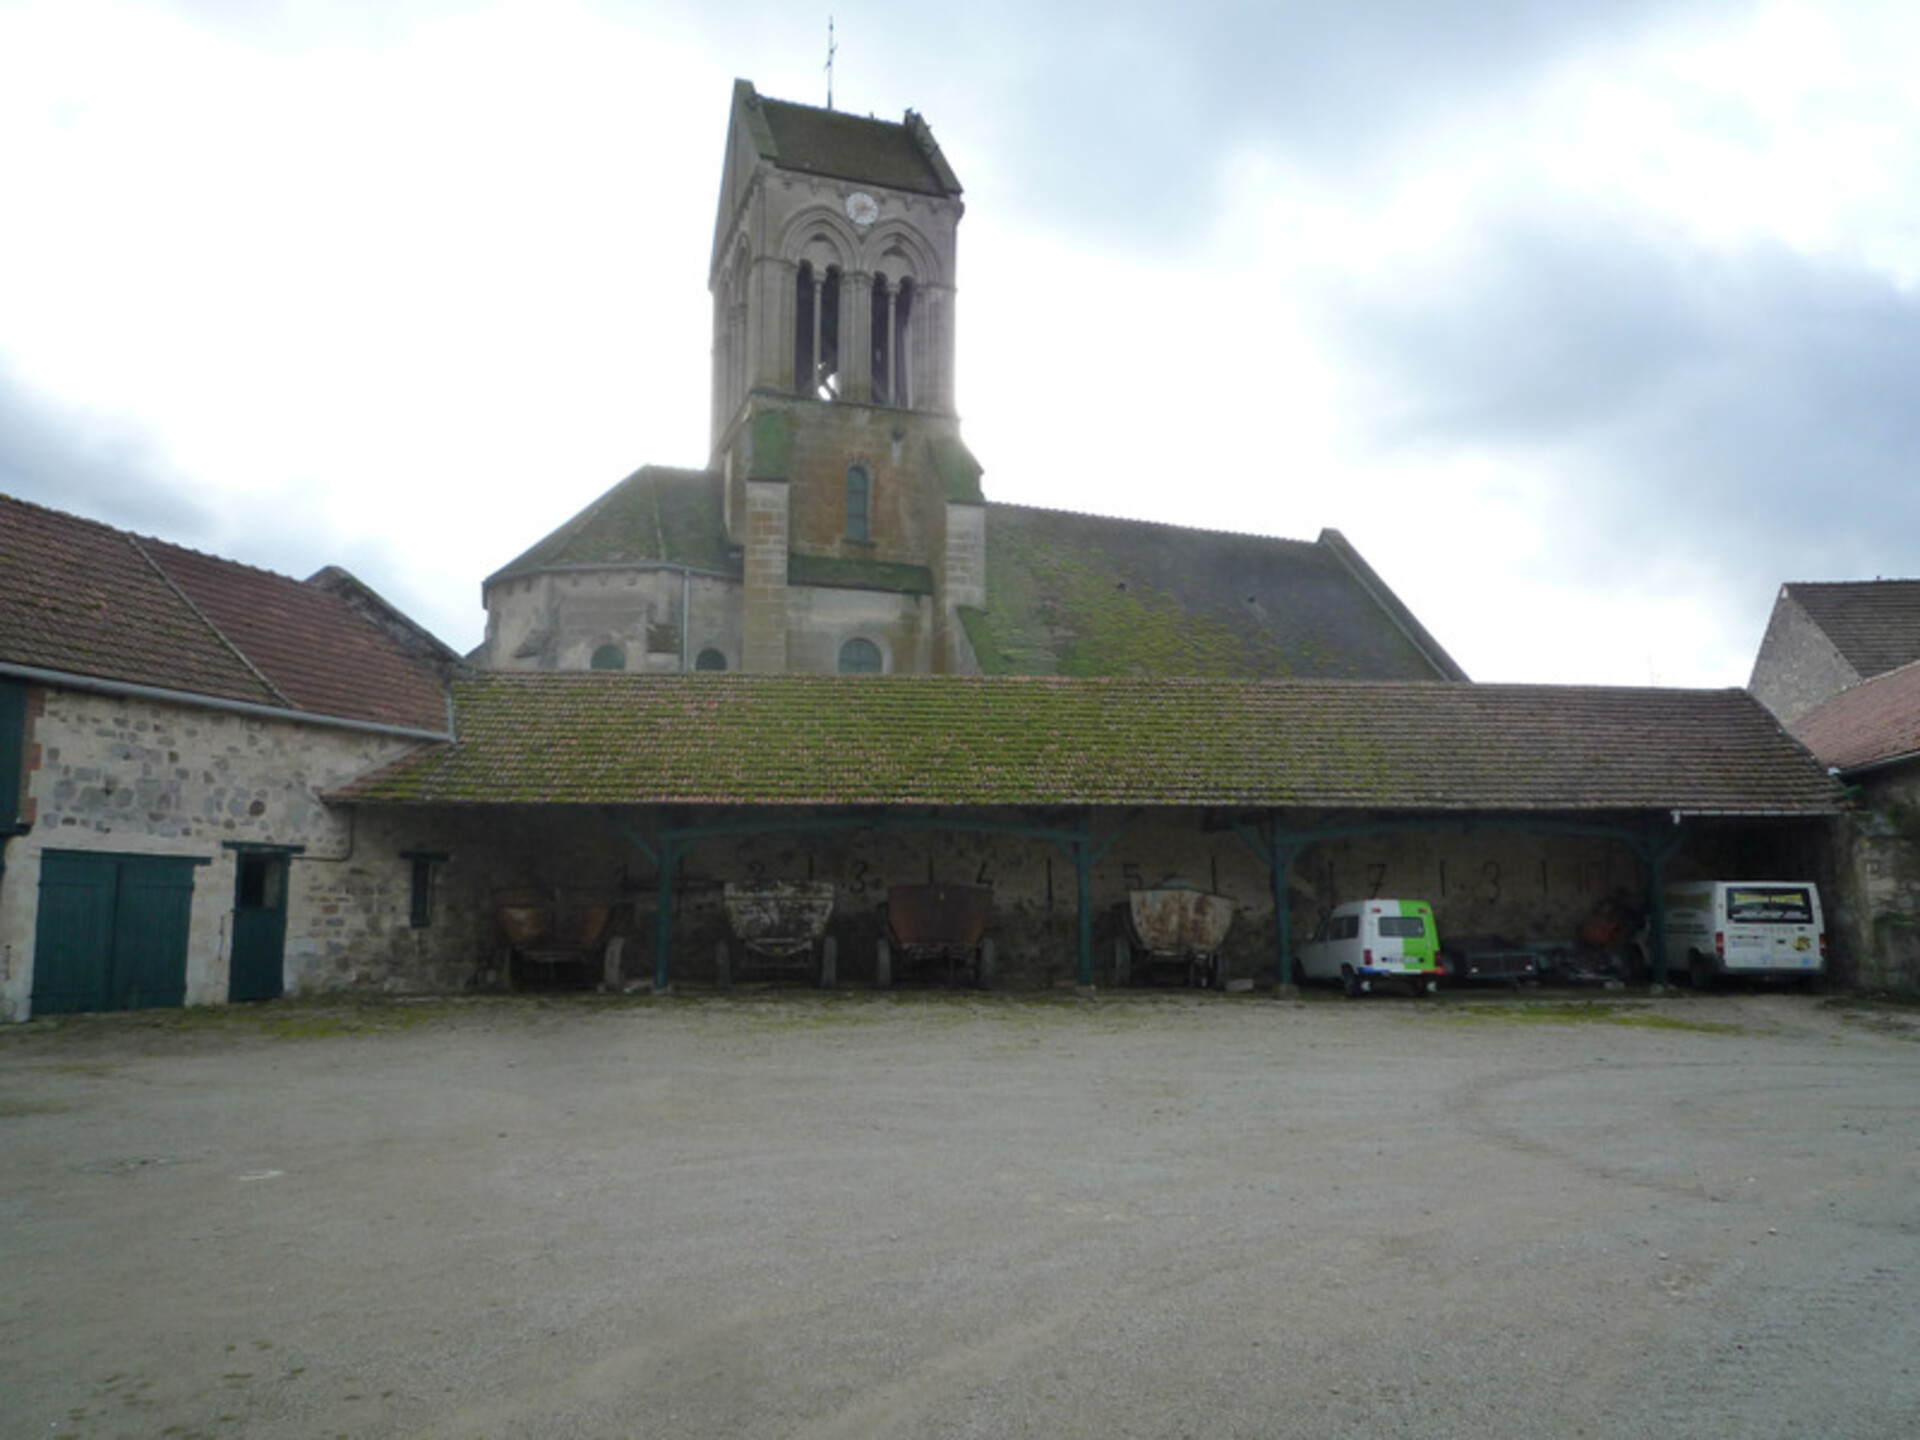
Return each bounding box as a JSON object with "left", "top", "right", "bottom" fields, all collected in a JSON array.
[
  {"left": 1114, "top": 934, "right": 1132, "bottom": 987},
  {"left": 978, "top": 938, "right": 997, "bottom": 991},
  {"left": 1340, "top": 965, "right": 1361, "bottom": 999},
  {"left": 819, "top": 935, "right": 838, "bottom": 990},
  {"left": 876, "top": 937, "right": 893, "bottom": 989},
  {"left": 715, "top": 939, "right": 732, "bottom": 991},
  {"left": 1690, "top": 950, "right": 1717, "bottom": 993}
]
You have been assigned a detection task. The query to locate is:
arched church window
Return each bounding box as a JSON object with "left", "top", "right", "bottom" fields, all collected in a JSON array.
[
  {"left": 590, "top": 643, "right": 626, "bottom": 671},
  {"left": 694, "top": 647, "right": 728, "bottom": 672},
  {"left": 794, "top": 261, "right": 841, "bottom": 400},
  {"left": 838, "top": 638, "right": 883, "bottom": 674},
  {"left": 846, "top": 465, "right": 871, "bottom": 543}
]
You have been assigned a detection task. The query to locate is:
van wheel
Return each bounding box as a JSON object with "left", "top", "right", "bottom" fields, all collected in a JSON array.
[
  {"left": 1340, "top": 966, "right": 1361, "bottom": 999},
  {"left": 1423, "top": 979, "right": 1440, "bottom": 996}
]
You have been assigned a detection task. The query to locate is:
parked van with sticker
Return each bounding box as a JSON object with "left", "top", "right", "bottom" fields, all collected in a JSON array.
[
  {"left": 1661, "top": 881, "right": 1825, "bottom": 988},
  {"left": 1297, "top": 899, "right": 1442, "bottom": 997}
]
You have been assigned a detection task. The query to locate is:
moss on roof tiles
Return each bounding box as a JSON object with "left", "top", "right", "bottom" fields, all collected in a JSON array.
[
  {"left": 788, "top": 554, "right": 933, "bottom": 595},
  {"left": 970, "top": 506, "right": 1440, "bottom": 679},
  {"left": 334, "top": 673, "right": 1843, "bottom": 817}
]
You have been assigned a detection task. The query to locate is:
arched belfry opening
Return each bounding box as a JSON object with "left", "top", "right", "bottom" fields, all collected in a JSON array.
[
  {"left": 794, "top": 259, "right": 843, "bottom": 400},
  {"left": 871, "top": 274, "right": 913, "bottom": 408}
]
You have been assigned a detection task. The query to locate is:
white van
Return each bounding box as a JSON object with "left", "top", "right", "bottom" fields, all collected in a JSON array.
[
  {"left": 1297, "top": 899, "right": 1442, "bottom": 997},
  {"left": 1661, "top": 881, "right": 1825, "bottom": 988}
]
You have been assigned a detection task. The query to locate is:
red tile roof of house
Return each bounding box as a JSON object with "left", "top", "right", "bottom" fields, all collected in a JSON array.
[
  {"left": 334, "top": 672, "right": 1841, "bottom": 814},
  {"left": 1791, "top": 659, "right": 1920, "bottom": 775},
  {"left": 1, "top": 493, "right": 454, "bottom": 734}
]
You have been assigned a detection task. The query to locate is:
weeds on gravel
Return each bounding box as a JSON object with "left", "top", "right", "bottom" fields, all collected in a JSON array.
[{"left": 1441, "top": 1000, "right": 1743, "bottom": 1034}]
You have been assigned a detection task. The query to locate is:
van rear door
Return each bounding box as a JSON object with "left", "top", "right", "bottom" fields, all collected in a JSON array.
[{"left": 1721, "top": 884, "right": 1823, "bottom": 972}]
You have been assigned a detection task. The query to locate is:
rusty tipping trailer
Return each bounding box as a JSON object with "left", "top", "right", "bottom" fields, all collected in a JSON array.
[
  {"left": 1113, "top": 883, "right": 1236, "bottom": 989},
  {"left": 718, "top": 880, "right": 838, "bottom": 987},
  {"left": 876, "top": 883, "right": 996, "bottom": 989}
]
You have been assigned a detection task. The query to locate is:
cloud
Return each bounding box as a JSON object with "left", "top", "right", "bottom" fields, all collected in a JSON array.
[
  {"left": 1308, "top": 200, "right": 1920, "bottom": 691},
  {"left": 0, "top": 367, "right": 217, "bottom": 538}
]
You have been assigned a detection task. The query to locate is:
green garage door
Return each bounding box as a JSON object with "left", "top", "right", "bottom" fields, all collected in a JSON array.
[{"left": 32, "top": 851, "right": 202, "bottom": 1015}]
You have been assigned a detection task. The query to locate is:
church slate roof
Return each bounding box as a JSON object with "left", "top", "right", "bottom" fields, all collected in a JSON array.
[
  {"left": 0, "top": 492, "right": 456, "bottom": 734},
  {"left": 1784, "top": 580, "right": 1920, "bottom": 680},
  {"left": 1791, "top": 658, "right": 1920, "bottom": 775},
  {"left": 334, "top": 673, "right": 1841, "bottom": 816}
]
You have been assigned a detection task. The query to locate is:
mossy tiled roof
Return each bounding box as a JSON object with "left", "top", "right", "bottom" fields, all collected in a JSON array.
[
  {"left": 968, "top": 505, "right": 1458, "bottom": 680},
  {"left": 334, "top": 673, "right": 1841, "bottom": 815}
]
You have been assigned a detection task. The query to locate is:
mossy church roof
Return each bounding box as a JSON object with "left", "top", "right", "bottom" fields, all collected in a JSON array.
[{"left": 334, "top": 672, "right": 1840, "bottom": 815}]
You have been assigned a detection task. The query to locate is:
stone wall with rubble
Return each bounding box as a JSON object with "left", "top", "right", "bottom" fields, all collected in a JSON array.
[{"left": 1829, "top": 769, "right": 1920, "bottom": 994}]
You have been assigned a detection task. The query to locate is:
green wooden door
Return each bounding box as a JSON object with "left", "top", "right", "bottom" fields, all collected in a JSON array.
[
  {"left": 32, "top": 851, "right": 199, "bottom": 1015},
  {"left": 228, "top": 851, "right": 288, "bottom": 1003}
]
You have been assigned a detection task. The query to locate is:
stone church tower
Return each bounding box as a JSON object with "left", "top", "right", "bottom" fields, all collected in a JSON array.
[{"left": 709, "top": 79, "right": 984, "bottom": 674}]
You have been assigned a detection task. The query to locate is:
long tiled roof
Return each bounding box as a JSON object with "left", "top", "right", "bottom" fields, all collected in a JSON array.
[
  {"left": 1791, "top": 659, "right": 1920, "bottom": 774},
  {"left": 334, "top": 673, "right": 1841, "bottom": 814},
  {"left": 1787, "top": 580, "right": 1920, "bottom": 680},
  {"left": 1, "top": 492, "right": 455, "bottom": 733}
]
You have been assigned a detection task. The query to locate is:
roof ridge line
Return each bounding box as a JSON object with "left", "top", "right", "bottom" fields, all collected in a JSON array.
[{"left": 128, "top": 534, "right": 293, "bottom": 708}]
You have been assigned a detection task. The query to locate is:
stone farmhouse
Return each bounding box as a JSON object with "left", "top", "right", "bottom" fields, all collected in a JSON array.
[
  {"left": 0, "top": 81, "right": 1855, "bottom": 1017},
  {"left": 1789, "top": 651, "right": 1920, "bottom": 993}
]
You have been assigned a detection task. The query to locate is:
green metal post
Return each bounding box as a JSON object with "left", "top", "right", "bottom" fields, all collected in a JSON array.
[
  {"left": 654, "top": 838, "right": 678, "bottom": 992},
  {"left": 1077, "top": 837, "right": 1095, "bottom": 990}
]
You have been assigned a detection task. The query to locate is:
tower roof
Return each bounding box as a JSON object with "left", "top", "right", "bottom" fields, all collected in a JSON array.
[{"left": 737, "top": 80, "right": 962, "bottom": 197}]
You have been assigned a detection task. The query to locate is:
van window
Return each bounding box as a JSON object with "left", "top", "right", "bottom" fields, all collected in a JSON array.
[
  {"left": 1378, "top": 916, "right": 1428, "bottom": 938},
  {"left": 1726, "top": 887, "right": 1814, "bottom": 924},
  {"left": 1333, "top": 914, "right": 1359, "bottom": 940}
]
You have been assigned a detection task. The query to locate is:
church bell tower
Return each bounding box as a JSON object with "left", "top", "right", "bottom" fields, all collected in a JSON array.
[{"left": 708, "top": 80, "right": 983, "bottom": 674}]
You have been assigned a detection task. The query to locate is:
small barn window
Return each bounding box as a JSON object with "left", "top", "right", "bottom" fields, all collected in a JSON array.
[
  {"left": 403, "top": 851, "right": 449, "bottom": 929},
  {"left": 838, "top": 638, "right": 883, "bottom": 674},
  {"left": 694, "top": 648, "right": 728, "bottom": 671},
  {"left": 846, "top": 466, "right": 871, "bottom": 542},
  {"left": 590, "top": 643, "right": 626, "bottom": 671}
]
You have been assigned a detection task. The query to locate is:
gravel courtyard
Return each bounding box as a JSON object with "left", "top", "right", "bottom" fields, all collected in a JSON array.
[{"left": 4, "top": 990, "right": 1918, "bottom": 1440}]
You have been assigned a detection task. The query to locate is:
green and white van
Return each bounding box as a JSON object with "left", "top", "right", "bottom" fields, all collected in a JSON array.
[
  {"left": 1297, "top": 899, "right": 1442, "bottom": 997},
  {"left": 1661, "top": 880, "right": 1825, "bottom": 988}
]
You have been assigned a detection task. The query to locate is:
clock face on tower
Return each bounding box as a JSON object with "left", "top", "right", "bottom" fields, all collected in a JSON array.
[{"left": 844, "top": 191, "right": 879, "bottom": 228}]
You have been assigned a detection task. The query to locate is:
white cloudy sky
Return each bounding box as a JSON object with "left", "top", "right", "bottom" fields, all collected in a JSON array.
[{"left": 4, "top": 0, "right": 1918, "bottom": 685}]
